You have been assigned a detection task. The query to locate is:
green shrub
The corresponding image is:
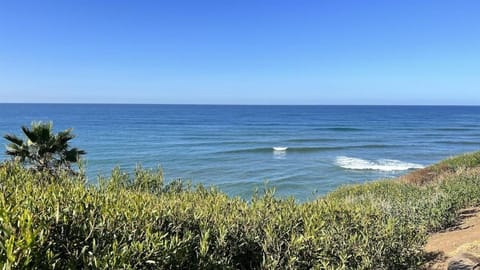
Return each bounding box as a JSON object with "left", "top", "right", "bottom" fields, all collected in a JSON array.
[{"left": 1, "top": 151, "right": 480, "bottom": 269}]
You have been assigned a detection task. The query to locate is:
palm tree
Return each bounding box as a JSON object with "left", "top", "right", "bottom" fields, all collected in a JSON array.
[{"left": 4, "top": 121, "right": 86, "bottom": 174}]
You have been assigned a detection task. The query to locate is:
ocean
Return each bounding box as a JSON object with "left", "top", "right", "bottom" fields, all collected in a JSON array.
[{"left": 1, "top": 104, "right": 479, "bottom": 200}]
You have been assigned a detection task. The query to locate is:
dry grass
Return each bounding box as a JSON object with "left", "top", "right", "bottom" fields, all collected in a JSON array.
[
  {"left": 400, "top": 151, "right": 480, "bottom": 186},
  {"left": 399, "top": 164, "right": 454, "bottom": 185}
]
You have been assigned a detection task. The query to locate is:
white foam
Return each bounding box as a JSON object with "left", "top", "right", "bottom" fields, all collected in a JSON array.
[{"left": 335, "top": 156, "right": 424, "bottom": 171}]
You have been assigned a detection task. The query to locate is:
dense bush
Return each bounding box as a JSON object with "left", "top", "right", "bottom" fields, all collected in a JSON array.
[{"left": 1, "top": 151, "right": 480, "bottom": 269}]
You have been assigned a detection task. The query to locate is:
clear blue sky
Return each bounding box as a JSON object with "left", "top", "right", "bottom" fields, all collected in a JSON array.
[{"left": 0, "top": 0, "right": 479, "bottom": 105}]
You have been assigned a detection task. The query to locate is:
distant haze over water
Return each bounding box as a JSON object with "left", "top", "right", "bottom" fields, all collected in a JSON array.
[{"left": 1, "top": 104, "right": 480, "bottom": 200}]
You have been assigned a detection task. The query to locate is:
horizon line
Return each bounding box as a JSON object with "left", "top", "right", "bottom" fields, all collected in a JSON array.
[{"left": 1, "top": 102, "right": 479, "bottom": 107}]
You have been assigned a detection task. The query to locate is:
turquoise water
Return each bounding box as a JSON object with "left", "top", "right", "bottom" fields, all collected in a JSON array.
[{"left": 1, "top": 104, "right": 480, "bottom": 200}]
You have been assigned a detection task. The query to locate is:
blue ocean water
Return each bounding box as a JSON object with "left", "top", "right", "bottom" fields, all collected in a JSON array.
[{"left": 1, "top": 104, "right": 480, "bottom": 200}]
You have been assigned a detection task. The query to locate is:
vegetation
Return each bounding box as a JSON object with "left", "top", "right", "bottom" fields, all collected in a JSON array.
[
  {"left": 3, "top": 122, "right": 85, "bottom": 176},
  {"left": 398, "top": 151, "right": 480, "bottom": 185},
  {"left": 1, "top": 151, "right": 480, "bottom": 269}
]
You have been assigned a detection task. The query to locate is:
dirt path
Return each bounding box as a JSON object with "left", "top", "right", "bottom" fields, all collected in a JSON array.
[{"left": 425, "top": 207, "right": 480, "bottom": 269}]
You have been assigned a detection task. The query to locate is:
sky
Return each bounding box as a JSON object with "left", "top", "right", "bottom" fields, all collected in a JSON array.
[{"left": 0, "top": 0, "right": 479, "bottom": 105}]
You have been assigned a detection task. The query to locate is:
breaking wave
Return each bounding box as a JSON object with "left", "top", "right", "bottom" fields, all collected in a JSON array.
[
  {"left": 335, "top": 156, "right": 424, "bottom": 171},
  {"left": 221, "top": 144, "right": 394, "bottom": 154}
]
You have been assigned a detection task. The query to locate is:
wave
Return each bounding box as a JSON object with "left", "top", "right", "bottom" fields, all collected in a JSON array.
[
  {"left": 222, "top": 147, "right": 341, "bottom": 154},
  {"left": 433, "top": 127, "right": 476, "bottom": 131},
  {"left": 335, "top": 156, "right": 424, "bottom": 171},
  {"left": 434, "top": 140, "right": 479, "bottom": 145},
  {"left": 313, "top": 127, "right": 365, "bottom": 132},
  {"left": 221, "top": 144, "right": 396, "bottom": 154},
  {"left": 286, "top": 138, "right": 338, "bottom": 143}
]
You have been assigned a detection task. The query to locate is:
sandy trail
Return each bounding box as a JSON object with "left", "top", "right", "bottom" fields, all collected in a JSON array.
[{"left": 425, "top": 207, "right": 480, "bottom": 269}]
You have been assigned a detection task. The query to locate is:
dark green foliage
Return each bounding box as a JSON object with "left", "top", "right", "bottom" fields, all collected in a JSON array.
[
  {"left": 3, "top": 122, "right": 85, "bottom": 176},
  {"left": 1, "top": 151, "right": 480, "bottom": 269}
]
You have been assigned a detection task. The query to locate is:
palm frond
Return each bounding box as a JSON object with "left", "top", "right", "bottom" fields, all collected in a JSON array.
[
  {"left": 32, "top": 122, "right": 54, "bottom": 144},
  {"left": 21, "top": 126, "right": 38, "bottom": 142},
  {"left": 54, "top": 129, "right": 75, "bottom": 151},
  {"left": 5, "top": 144, "right": 29, "bottom": 161},
  {"left": 3, "top": 134, "right": 24, "bottom": 146},
  {"left": 64, "top": 148, "right": 86, "bottom": 162}
]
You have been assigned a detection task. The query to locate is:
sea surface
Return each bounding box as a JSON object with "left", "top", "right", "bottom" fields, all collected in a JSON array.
[{"left": 1, "top": 104, "right": 480, "bottom": 201}]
